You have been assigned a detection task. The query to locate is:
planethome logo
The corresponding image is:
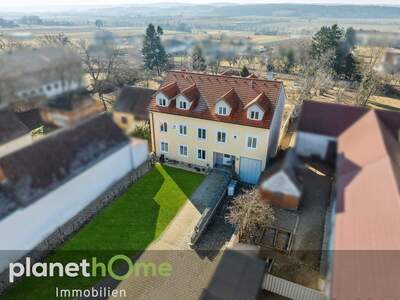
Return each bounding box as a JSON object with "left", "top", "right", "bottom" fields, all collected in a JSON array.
[{"left": 9, "top": 255, "right": 172, "bottom": 283}]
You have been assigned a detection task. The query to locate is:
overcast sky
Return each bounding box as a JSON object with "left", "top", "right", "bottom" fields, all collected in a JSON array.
[{"left": 1, "top": 0, "right": 400, "bottom": 9}]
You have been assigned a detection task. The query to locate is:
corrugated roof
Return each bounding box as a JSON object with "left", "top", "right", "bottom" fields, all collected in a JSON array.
[
  {"left": 331, "top": 110, "right": 400, "bottom": 299},
  {"left": 149, "top": 71, "right": 283, "bottom": 129}
]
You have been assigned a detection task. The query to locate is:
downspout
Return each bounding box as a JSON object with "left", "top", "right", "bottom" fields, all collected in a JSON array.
[{"left": 150, "top": 112, "right": 156, "bottom": 154}]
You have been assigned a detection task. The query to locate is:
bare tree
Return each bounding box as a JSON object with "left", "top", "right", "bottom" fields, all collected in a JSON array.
[
  {"left": 355, "top": 47, "right": 384, "bottom": 107},
  {"left": 226, "top": 188, "right": 275, "bottom": 243},
  {"left": 75, "top": 39, "right": 126, "bottom": 110}
]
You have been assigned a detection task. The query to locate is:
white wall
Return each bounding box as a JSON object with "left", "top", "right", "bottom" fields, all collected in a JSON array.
[
  {"left": 266, "top": 87, "right": 286, "bottom": 161},
  {"left": 0, "top": 143, "right": 142, "bottom": 273},
  {"left": 295, "top": 132, "right": 336, "bottom": 160},
  {"left": 130, "top": 138, "right": 149, "bottom": 169}
]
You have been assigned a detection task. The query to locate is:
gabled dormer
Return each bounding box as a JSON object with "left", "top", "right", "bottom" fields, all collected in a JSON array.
[
  {"left": 244, "top": 92, "right": 270, "bottom": 121},
  {"left": 215, "top": 88, "right": 239, "bottom": 116},
  {"left": 176, "top": 84, "right": 199, "bottom": 110},
  {"left": 156, "top": 82, "right": 179, "bottom": 107}
]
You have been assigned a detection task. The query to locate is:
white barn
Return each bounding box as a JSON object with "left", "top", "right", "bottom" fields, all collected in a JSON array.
[{"left": 0, "top": 114, "right": 148, "bottom": 273}]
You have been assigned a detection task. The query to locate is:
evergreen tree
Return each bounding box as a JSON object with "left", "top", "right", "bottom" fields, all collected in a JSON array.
[
  {"left": 191, "top": 45, "right": 207, "bottom": 71},
  {"left": 240, "top": 65, "right": 250, "bottom": 77},
  {"left": 142, "top": 24, "right": 168, "bottom": 75}
]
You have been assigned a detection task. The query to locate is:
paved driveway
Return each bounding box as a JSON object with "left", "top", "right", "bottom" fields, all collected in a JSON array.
[{"left": 111, "top": 170, "right": 232, "bottom": 300}]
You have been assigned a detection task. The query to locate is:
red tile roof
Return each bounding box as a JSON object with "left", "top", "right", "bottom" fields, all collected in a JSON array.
[
  {"left": 244, "top": 92, "right": 270, "bottom": 112},
  {"left": 149, "top": 71, "right": 283, "bottom": 129},
  {"left": 180, "top": 84, "right": 199, "bottom": 103},
  {"left": 160, "top": 81, "right": 179, "bottom": 98}
]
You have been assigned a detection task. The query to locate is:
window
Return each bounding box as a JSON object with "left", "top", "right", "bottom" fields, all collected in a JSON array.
[
  {"left": 160, "top": 122, "right": 168, "bottom": 132},
  {"left": 54, "top": 83, "right": 59, "bottom": 89},
  {"left": 197, "top": 128, "right": 206, "bottom": 140},
  {"left": 179, "top": 100, "right": 187, "bottom": 110},
  {"left": 121, "top": 116, "right": 127, "bottom": 124},
  {"left": 179, "top": 145, "right": 188, "bottom": 157},
  {"left": 160, "top": 142, "right": 169, "bottom": 153},
  {"left": 197, "top": 149, "right": 206, "bottom": 160},
  {"left": 247, "top": 137, "right": 257, "bottom": 149},
  {"left": 46, "top": 85, "right": 52, "bottom": 91},
  {"left": 217, "top": 131, "right": 227, "bottom": 143},
  {"left": 250, "top": 110, "right": 260, "bottom": 120},
  {"left": 179, "top": 124, "right": 187, "bottom": 136},
  {"left": 218, "top": 106, "right": 227, "bottom": 116},
  {"left": 158, "top": 97, "right": 167, "bottom": 107}
]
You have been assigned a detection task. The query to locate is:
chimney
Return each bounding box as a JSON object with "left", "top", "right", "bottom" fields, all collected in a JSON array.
[{"left": 267, "top": 71, "right": 274, "bottom": 80}]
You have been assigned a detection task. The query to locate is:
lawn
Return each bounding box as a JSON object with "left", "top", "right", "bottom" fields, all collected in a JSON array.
[{"left": 1, "top": 164, "right": 204, "bottom": 300}]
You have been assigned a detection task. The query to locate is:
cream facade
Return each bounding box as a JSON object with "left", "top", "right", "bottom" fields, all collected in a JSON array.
[{"left": 150, "top": 112, "right": 270, "bottom": 176}]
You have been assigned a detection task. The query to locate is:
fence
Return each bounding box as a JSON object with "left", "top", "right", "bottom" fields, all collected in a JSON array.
[{"left": 263, "top": 274, "right": 326, "bottom": 300}]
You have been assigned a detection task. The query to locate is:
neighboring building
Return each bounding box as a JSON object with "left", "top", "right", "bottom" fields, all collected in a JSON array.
[
  {"left": 0, "top": 114, "right": 148, "bottom": 274},
  {"left": 113, "top": 86, "right": 156, "bottom": 131},
  {"left": 260, "top": 150, "right": 303, "bottom": 210},
  {"left": 0, "top": 47, "right": 82, "bottom": 111},
  {"left": 149, "top": 70, "right": 286, "bottom": 184},
  {"left": 40, "top": 89, "right": 103, "bottom": 127},
  {"left": 0, "top": 108, "right": 32, "bottom": 157},
  {"left": 295, "top": 101, "right": 400, "bottom": 299},
  {"left": 376, "top": 48, "right": 400, "bottom": 74}
]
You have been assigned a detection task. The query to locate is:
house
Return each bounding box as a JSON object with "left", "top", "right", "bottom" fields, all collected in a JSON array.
[
  {"left": 376, "top": 48, "right": 400, "bottom": 74},
  {"left": 0, "top": 114, "right": 148, "bottom": 274},
  {"left": 0, "top": 47, "right": 82, "bottom": 112},
  {"left": 113, "top": 86, "right": 156, "bottom": 131},
  {"left": 40, "top": 89, "right": 103, "bottom": 127},
  {"left": 149, "top": 71, "right": 286, "bottom": 184},
  {"left": 260, "top": 150, "right": 303, "bottom": 210},
  {"left": 0, "top": 108, "right": 33, "bottom": 157},
  {"left": 295, "top": 101, "right": 400, "bottom": 299}
]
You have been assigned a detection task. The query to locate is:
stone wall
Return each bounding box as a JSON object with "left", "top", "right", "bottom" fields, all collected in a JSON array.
[{"left": 0, "top": 160, "right": 152, "bottom": 294}]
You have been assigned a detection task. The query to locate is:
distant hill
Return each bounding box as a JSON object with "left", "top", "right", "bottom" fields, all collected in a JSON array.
[{"left": 211, "top": 4, "right": 400, "bottom": 19}]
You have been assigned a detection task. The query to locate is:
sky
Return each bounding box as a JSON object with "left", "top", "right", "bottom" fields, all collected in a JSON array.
[{"left": 1, "top": 0, "right": 400, "bottom": 9}]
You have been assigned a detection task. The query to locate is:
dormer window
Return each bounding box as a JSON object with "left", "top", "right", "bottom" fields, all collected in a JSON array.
[
  {"left": 218, "top": 106, "right": 227, "bottom": 116},
  {"left": 250, "top": 110, "right": 260, "bottom": 120},
  {"left": 179, "top": 101, "right": 187, "bottom": 109},
  {"left": 156, "top": 92, "right": 169, "bottom": 107}
]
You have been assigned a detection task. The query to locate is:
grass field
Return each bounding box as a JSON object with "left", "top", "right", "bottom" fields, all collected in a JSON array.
[{"left": 0, "top": 164, "right": 204, "bottom": 300}]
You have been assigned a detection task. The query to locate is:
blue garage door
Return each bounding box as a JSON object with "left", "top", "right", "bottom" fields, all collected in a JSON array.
[{"left": 239, "top": 157, "right": 262, "bottom": 184}]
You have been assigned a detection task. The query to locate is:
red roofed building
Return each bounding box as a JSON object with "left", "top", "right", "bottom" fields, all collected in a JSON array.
[
  {"left": 149, "top": 71, "right": 286, "bottom": 184},
  {"left": 295, "top": 101, "right": 400, "bottom": 299}
]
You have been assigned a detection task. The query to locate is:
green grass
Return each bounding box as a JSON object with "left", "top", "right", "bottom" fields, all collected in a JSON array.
[{"left": 1, "top": 164, "right": 204, "bottom": 300}]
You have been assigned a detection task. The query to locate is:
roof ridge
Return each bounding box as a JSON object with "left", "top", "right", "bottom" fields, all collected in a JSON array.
[{"left": 168, "top": 70, "right": 283, "bottom": 85}]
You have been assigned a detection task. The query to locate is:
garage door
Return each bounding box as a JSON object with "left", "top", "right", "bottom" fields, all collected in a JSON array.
[{"left": 239, "top": 157, "right": 262, "bottom": 184}]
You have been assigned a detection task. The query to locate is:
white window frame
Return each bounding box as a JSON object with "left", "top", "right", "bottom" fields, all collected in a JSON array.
[
  {"left": 158, "top": 98, "right": 167, "bottom": 107},
  {"left": 247, "top": 136, "right": 258, "bottom": 150},
  {"left": 160, "top": 141, "right": 169, "bottom": 153},
  {"left": 217, "top": 130, "right": 227, "bottom": 144},
  {"left": 197, "top": 148, "right": 206, "bottom": 161},
  {"left": 160, "top": 122, "right": 168, "bottom": 133},
  {"left": 178, "top": 124, "right": 188, "bottom": 136},
  {"left": 197, "top": 128, "right": 206, "bottom": 140},
  {"left": 179, "top": 144, "right": 188, "bottom": 157},
  {"left": 218, "top": 105, "right": 228, "bottom": 116},
  {"left": 250, "top": 110, "right": 260, "bottom": 120},
  {"left": 178, "top": 100, "right": 188, "bottom": 110}
]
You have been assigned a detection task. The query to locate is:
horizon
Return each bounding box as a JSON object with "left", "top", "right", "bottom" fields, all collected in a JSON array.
[{"left": 1, "top": 0, "right": 400, "bottom": 10}]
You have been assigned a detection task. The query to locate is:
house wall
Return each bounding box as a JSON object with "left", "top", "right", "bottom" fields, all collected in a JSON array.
[
  {"left": 266, "top": 88, "right": 286, "bottom": 161},
  {"left": 261, "top": 190, "right": 300, "bottom": 210},
  {"left": 113, "top": 111, "right": 136, "bottom": 131},
  {"left": 295, "top": 132, "right": 336, "bottom": 160},
  {"left": 0, "top": 134, "right": 32, "bottom": 158},
  {"left": 151, "top": 112, "right": 270, "bottom": 174},
  {"left": 0, "top": 142, "right": 148, "bottom": 274}
]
